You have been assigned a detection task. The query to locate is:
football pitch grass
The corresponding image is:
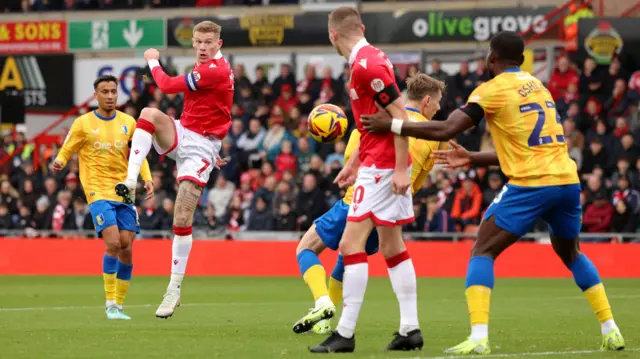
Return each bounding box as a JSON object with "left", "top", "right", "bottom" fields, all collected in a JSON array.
[{"left": 0, "top": 276, "right": 638, "bottom": 359}]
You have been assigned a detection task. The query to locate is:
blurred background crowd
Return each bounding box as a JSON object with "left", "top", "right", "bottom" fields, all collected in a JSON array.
[{"left": 2, "top": 50, "right": 639, "bottom": 241}]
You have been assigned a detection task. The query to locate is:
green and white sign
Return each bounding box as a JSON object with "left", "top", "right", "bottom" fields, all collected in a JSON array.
[{"left": 68, "top": 19, "right": 165, "bottom": 51}]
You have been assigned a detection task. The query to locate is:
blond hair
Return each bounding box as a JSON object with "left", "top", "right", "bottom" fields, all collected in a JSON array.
[
  {"left": 406, "top": 73, "right": 446, "bottom": 101},
  {"left": 193, "top": 21, "right": 221, "bottom": 37},
  {"left": 328, "top": 7, "right": 363, "bottom": 35}
]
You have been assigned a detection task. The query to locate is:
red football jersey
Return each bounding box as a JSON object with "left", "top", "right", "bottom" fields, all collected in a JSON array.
[
  {"left": 348, "top": 40, "right": 409, "bottom": 170},
  {"left": 151, "top": 51, "right": 234, "bottom": 139}
]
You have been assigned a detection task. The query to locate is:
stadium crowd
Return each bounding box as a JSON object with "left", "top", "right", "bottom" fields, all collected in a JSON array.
[{"left": 1, "top": 54, "right": 640, "bottom": 241}]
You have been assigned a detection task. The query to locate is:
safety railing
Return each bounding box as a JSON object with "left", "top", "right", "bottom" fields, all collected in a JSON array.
[
  {"left": 520, "top": 0, "right": 594, "bottom": 45},
  {"left": 0, "top": 95, "right": 95, "bottom": 168},
  {"left": 1, "top": 230, "right": 639, "bottom": 243}
]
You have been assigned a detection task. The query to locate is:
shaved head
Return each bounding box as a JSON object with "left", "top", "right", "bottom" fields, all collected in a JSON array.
[{"left": 328, "top": 7, "right": 363, "bottom": 36}]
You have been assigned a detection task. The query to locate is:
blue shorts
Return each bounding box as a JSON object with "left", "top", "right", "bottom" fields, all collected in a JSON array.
[
  {"left": 314, "top": 200, "right": 379, "bottom": 255},
  {"left": 88, "top": 200, "right": 140, "bottom": 236},
  {"left": 483, "top": 183, "right": 582, "bottom": 239}
]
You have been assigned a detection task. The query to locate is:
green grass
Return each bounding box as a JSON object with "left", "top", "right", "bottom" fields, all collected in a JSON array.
[{"left": 0, "top": 276, "right": 638, "bottom": 359}]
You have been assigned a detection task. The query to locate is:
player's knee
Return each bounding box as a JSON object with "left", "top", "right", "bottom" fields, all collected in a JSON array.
[
  {"left": 173, "top": 211, "right": 192, "bottom": 228},
  {"left": 297, "top": 227, "right": 324, "bottom": 256},
  {"left": 104, "top": 237, "right": 121, "bottom": 256},
  {"left": 139, "top": 107, "right": 162, "bottom": 123},
  {"left": 470, "top": 240, "right": 497, "bottom": 259}
]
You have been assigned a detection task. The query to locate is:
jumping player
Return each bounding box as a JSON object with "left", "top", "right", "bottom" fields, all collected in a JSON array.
[
  {"left": 361, "top": 31, "right": 625, "bottom": 354},
  {"left": 294, "top": 74, "right": 445, "bottom": 336},
  {"left": 116, "top": 21, "right": 234, "bottom": 318},
  {"left": 53, "top": 75, "right": 154, "bottom": 320},
  {"left": 310, "top": 7, "right": 423, "bottom": 353}
]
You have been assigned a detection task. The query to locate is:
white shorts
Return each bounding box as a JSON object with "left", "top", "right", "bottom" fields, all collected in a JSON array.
[
  {"left": 152, "top": 119, "right": 222, "bottom": 187},
  {"left": 347, "top": 166, "right": 415, "bottom": 227}
]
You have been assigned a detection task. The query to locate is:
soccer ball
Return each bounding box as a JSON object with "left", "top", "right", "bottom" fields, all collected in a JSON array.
[{"left": 308, "top": 104, "right": 348, "bottom": 143}]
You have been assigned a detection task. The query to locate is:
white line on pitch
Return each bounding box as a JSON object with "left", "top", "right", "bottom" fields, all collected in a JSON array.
[
  {"left": 411, "top": 348, "right": 639, "bottom": 359},
  {"left": 1, "top": 294, "right": 639, "bottom": 312}
]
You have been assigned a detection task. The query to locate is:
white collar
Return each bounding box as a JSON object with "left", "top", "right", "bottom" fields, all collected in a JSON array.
[
  {"left": 214, "top": 51, "right": 223, "bottom": 60},
  {"left": 348, "top": 38, "right": 369, "bottom": 66}
]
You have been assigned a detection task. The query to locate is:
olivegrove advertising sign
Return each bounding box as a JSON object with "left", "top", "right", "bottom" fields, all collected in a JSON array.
[{"left": 362, "top": 7, "right": 557, "bottom": 44}]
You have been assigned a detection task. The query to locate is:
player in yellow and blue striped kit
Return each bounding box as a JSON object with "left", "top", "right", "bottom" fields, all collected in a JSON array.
[
  {"left": 293, "top": 74, "right": 446, "bottom": 336},
  {"left": 362, "top": 31, "right": 625, "bottom": 354},
  {"left": 53, "top": 75, "right": 154, "bottom": 320}
]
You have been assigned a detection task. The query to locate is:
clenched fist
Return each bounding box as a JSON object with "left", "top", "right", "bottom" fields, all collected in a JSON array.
[{"left": 144, "top": 48, "right": 160, "bottom": 62}]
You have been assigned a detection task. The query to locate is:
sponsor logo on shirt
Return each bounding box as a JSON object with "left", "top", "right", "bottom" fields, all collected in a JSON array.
[{"left": 370, "top": 78, "right": 385, "bottom": 92}]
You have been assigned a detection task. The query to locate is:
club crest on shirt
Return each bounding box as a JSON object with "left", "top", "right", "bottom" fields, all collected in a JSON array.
[
  {"left": 122, "top": 125, "right": 128, "bottom": 135},
  {"left": 193, "top": 71, "right": 201, "bottom": 82},
  {"left": 96, "top": 214, "right": 105, "bottom": 226},
  {"left": 370, "top": 78, "right": 384, "bottom": 93}
]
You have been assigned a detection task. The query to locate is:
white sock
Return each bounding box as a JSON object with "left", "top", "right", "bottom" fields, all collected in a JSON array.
[
  {"left": 336, "top": 260, "right": 368, "bottom": 339},
  {"left": 470, "top": 324, "right": 489, "bottom": 341},
  {"left": 315, "top": 295, "right": 332, "bottom": 309},
  {"left": 127, "top": 129, "right": 153, "bottom": 183},
  {"left": 168, "top": 234, "right": 192, "bottom": 291},
  {"left": 106, "top": 299, "right": 115, "bottom": 308},
  {"left": 388, "top": 258, "right": 419, "bottom": 336},
  {"left": 601, "top": 319, "right": 618, "bottom": 335}
]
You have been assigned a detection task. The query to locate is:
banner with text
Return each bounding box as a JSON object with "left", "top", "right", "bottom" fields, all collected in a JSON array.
[
  {"left": 577, "top": 18, "right": 640, "bottom": 67},
  {"left": 168, "top": 7, "right": 556, "bottom": 48},
  {"left": 68, "top": 19, "right": 166, "bottom": 51},
  {"left": 0, "top": 55, "right": 74, "bottom": 109},
  {"left": 0, "top": 21, "right": 67, "bottom": 54}
]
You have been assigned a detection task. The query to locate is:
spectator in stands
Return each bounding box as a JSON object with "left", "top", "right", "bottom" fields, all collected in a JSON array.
[
  {"left": 224, "top": 195, "right": 246, "bottom": 232},
  {"left": 451, "top": 176, "right": 482, "bottom": 229},
  {"left": 605, "top": 79, "right": 631, "bottom": 120},
  {"left": 208, "top": 175, "right": 235, "bottom": 221},
  {"left": 51, "top": 190, "right": 74, "bottom": 232},
  {"left": 159, "top": 198, "right": 174, "bottom": 230},
  {"left": 580, "top": 58, "right": 604, "bottom": 102},
  {"left": 482, "top": 172, "right": 503, "bottom": 211},
  {"left": 612, "top": 199, "right": 637, "bottom": 242},
  {"left": 452, "top": 60, "right": 474, "bottom": 101},
  {"left": 274, "top": 202, "right": 297, "bottom": 231},
  {"left": 611, "top": 157, "right": 637, "bottom": 188},
  {"left": 424, "top": 195, "right": 455, "bottom": 236},
  {"left": 72, "top": 198, "right": 94, "bottom": 231},
  {"left": 0, "top": 203, "right": 11, "bottom": 230},
  {"left": 252, "top": 67, "right": 269, "bottom": 99},
  {"left": 237, "top": 118, "right": 266, "bottom": 169},
  {"left": 233, "top": 64, "right": 251, "bottom": 97},
  {"left": 124, "top": 87, "right": 145, "bottom": 118},
  {"left": 582, "top": 190, "right": 613, "bottom": 240},
  {"left": 582, "top": 138, "right": 611, "bottom": 176},
  {"left": 31, "top": 196, "right": 51, "bottom": 231},
  {"left": 604, "top": 57, "right": 629, "bottom": 94},
  {"left": 296, "top": 173, "right": 325, "bottom": 231},
  {"left": 473, "top": 57, "right": 490, "bottom": 83},
  {"left": 428, "top": 59, "right": 448, "bottom": 83},
  {"left": 618, "top": 133, "right": 639, "bottom": 164},
  {"left": 1, "top": 180, "right": 19, "bottom": 213},
  {"left": 275, "top": 140, "right": 297, "bottom": 176},
  {"left": 253, "top": 175, "right": 277, "bottom": 209},
  {"left": 247, "top": 196, "right": 274, "bottom": 231},
  {"left": 65, "top": 173, "right": 85, "bottom": 202},
  {"left": 140, "top": 196, "right": 161, "bottom": 231},
  {"left": 297, "top": 64, "right": 321, "bottom": 102},
  {"left": 274, "top": 84, "right": 298, "bottom": 115},
  {"left": 273, "top": 64, "right": 296, "bottom": 99},
  {"left": 260, "top": 116, "right": 296, "bottom": 163},
  {"left": 21, "top": 179, "right": 38, "bottom": 213},
  {"left": 548, "top": 56, "right": 579, "bottom": 102}
]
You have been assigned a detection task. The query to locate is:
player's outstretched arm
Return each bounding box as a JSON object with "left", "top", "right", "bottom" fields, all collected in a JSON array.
[
  {"left": 362, "top": 106, "right": 476, "bottom": 141},
  {"left": 53, "top": 119, "right": 86, "bottom": 172},
  {"left": 431, "top": 140, "right": 500, "bottom": 168}
]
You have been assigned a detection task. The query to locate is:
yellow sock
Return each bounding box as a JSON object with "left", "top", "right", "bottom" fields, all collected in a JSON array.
[
  {"left": 328, "top": 277, "right": 343, "bottom": 305},
  {"left": 584, "top": 283, "right": 613, "bottom": 323},
  {"left": 466, "top": 285, "right": 492, "bottom": 326},
  {"left": 103, "top": 273, "right": 116, "bottom": 302},
  {"left": 303, "top": 265, "right": 329, "bottom": 301},
  {"left": 115, "top": 279, "right": 131, "bottom": 306}
]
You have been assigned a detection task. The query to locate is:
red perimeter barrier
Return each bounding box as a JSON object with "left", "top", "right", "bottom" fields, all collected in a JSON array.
[{"left": 0, "top": 239, "right": 636, "bottom": 277}]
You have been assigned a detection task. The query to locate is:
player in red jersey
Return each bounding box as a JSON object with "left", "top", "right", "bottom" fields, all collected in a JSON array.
[
  {"left": 310, "top": 7, "right": 423, "bottom": 353},
  {"left": 115, "top": 21, "right": 234, "bottom": 319}
]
